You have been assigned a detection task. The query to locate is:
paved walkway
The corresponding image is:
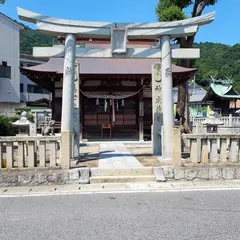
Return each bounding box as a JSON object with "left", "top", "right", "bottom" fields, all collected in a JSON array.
[{"left": 98, "top": 143, "right": 143, "bottom": 168}]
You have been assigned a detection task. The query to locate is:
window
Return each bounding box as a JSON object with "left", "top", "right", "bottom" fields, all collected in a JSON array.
[
  {"left": 20, "top": 63, "right": 23, "bottom": 67},
  {"left": 20, "top": 84, "right": 24, "bottom": 93},
  {"left": 43, "top": 88, "right": 49, "bottom": 94},
  {"left": 0, "top": 62, "right": 11, "bottom": 78},
  {"left": 27, "top": 84, "right": 49, "bottom": 94},
  {"left": 34, "top": 86, "right": 43, "bottom": 94}
]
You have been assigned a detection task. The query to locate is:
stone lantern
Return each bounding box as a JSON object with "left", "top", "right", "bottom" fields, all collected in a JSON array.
[
  {"left": 202, "top": 111, "right": 223, "bottom": 133},
  {"left": 12, "top": 111, "right": 31, "bottom": 136}
]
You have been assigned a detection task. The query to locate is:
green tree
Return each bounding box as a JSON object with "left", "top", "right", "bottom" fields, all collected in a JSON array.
[
  {"left": 20, "top": 26, "right": 56, "bottom": 54},
  {"left": 0, "top": 0, "right": 6, "bottom": 4},
  {"left": 193, "top": 42, "right": 240, "bottom": 92},
  {"left": 156, "top": 0, "right": 218, "bottom": 132}
]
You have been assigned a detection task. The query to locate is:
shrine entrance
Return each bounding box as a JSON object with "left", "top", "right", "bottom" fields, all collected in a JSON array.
[
  {"left": 82, "top": 93, "right": 139, "bottom": 140},
  {"left": 17, "top": 7, "right": 215, "bottom": 168},
  {"left": 79, "top": 75, "right": 146, "bottom": 140}
]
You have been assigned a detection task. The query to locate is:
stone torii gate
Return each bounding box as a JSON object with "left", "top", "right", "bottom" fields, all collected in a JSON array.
[{"left": 17, "top": 7, "right": 215, "bottom": 168}]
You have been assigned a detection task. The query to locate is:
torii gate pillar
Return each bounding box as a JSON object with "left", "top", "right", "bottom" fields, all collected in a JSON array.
[
  {"left": 161, "top": 35, "right": 174, "bottom": 159},
  {"left": 60, "top": 33, "right": 76, "bottom": 169}
]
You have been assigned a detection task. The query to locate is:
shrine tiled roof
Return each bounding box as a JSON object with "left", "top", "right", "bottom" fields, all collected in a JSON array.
[
  {"left": 203, "top": 79, "right": 240, "bottom": 101},
  {"left": 20, "top": 58, "right": 197, "bottom": 90},
  {"left": 173, "top": 82, "right": 207, "bottom": 103},
  {"left": 20, "top": 58, "right": 196, "bottom": 76}
]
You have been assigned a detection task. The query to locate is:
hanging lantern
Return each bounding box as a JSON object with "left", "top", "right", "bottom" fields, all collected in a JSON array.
[
  {"left": 110, "top": 99, "right": 112, "bottom": 106},
  {"left": 104, "top": 99, "right": 108, "bottom": 112},
  {"left": 116, "top": 99, "right": 119, "bottom": 111},
  {"left": 112, "top": 99, "right": 115, "bottom": 124},
  {"left": 121, "top": 99, "right": 124, "bottom": 107}
]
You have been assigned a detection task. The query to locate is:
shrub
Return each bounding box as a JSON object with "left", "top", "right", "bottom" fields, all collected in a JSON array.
[{"left": 0, "top": 115, "right": 16, "bottom": 136}]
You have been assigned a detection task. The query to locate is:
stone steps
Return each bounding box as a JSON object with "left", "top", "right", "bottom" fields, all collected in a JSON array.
[
  {"left": 91, "top": 167, "right": 154, "bottom": 177},
  {"left": 89, "top": 167, "right": 165, "bottom": 184},
  {"left": 90, "top": 175, "right": 156, "bottom": 184}
]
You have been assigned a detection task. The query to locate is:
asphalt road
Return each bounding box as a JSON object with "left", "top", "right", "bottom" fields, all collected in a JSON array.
[{"left": 1, "top": 190, "right": 240, "bottom": 240}]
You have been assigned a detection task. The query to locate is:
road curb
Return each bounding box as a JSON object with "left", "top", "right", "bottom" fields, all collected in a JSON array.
[{"left": 1, "top": 180, "right": 240, "bottom": 197}]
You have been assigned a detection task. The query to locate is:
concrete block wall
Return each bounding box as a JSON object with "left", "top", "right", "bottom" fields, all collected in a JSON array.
[
  {"left": 162, "top": 166, "right": 240, "bottom": 181},
  {"left": 0, "top": 102, "right": 26, "bottom": 117},
  {"left": 0, "top": 168, "right": 90, "bottom": 187}
]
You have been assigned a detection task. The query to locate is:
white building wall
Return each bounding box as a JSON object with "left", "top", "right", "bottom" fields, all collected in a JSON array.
[
  {"left": 20, "top": 61, "right": 51, "bottom": 102},
  {"left": 20, "top": 68, "right": 29, "bottom": 102},
  {"left": 0, "top": 14, "right": 22, "bottom": 102},
  {"left": 22, "top": 92, "right": 51, "bottom": 102},
  {"left": 0, "top": 102, "right": 26, "bottom": 117}
]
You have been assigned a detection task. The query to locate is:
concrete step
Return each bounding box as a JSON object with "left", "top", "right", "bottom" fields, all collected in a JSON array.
[
  {"left": 90, "top": 175, "right": 156, "bottom": 184},
  {"left": 124, "top": 143, "right": 151, "bottom": 148},
  {"left": 91, "top": 167, "right": 154, "bottom": 177}
]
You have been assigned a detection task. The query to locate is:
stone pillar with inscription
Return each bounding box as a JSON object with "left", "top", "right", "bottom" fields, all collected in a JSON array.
[
  {"left": 152, "top": 62, "right": 163, "bottom": 156},
  {"left": 161, "top": 35, "right": 174, "bottom": 159},
  {"left": 73, "top": 61, "right": 80, "bottom": 159},
  {"left": 60, "top": 33, "right": 76, "bottom": 168}
]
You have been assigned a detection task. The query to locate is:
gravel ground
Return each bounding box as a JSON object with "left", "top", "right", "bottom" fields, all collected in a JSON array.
[
  {"left": 127, "top": 146, "right": 169, "bottom": 167},
  {"left": 72, "top": 143, "right": 99, "bottom": 168},
  {"left": 74, "top": 143, "right": 165, "bottom": 168}
]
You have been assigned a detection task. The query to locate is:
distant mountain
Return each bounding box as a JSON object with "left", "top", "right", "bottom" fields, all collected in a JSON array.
[{"left": 19, "top": 25, "right": 240, "bottom": 91}]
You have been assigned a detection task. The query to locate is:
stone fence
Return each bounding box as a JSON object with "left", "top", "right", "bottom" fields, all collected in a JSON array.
[
  {"left": 172, "top": 130, "right": 240, "bottom": 167},
  {"left": 191, "top": 114, "right": 240, "bottom": 126},
  {"left": 191, "top": 115, "right": 240, "bottom": 134},
  {"left": 191, "top": 115, "right": 240, "bottom": 127},
  {"left": 0, "top": 136, "right": 60, "bottom": 169}
]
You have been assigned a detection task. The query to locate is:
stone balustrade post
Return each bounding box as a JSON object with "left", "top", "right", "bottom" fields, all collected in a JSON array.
[{"left": 172, "top": 127, "right": 181, "bottom": 168}]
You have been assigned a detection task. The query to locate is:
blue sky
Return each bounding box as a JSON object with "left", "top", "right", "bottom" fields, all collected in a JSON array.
[{"left": 1, "top": 0, "right": 239, "bottom": 46}]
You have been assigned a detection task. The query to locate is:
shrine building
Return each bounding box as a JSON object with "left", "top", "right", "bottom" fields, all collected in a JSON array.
[{"left": 20, "top": 39, "right": 196, "bottom": 141}]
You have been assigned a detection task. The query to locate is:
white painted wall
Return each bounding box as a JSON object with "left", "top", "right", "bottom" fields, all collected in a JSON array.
[
  {"left": 0, "top": 14, "right": 22, "bottom": 102},
  {"left": 20, "top": 60, "right": 51, "bottom": 102}
]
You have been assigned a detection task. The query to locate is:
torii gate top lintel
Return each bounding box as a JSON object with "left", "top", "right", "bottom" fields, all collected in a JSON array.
[{"left": 17, "top": 7, "right": 215, "bottom": 39}]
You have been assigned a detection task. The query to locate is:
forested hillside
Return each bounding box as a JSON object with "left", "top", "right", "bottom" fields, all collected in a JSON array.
[
  {"left": 20, "top": 26, "right": 57, "bottom": 54},
  {"left": 20, "top": 27, "right": 240, "bottom": 91},
  {"left": 193, "top": 42, "right": 240, "bottom": 91}
]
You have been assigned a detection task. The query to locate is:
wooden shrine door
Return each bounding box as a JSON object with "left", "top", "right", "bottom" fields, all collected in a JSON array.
[{"left": 83, "top": 96, "right": 138, "bottom": 139}]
